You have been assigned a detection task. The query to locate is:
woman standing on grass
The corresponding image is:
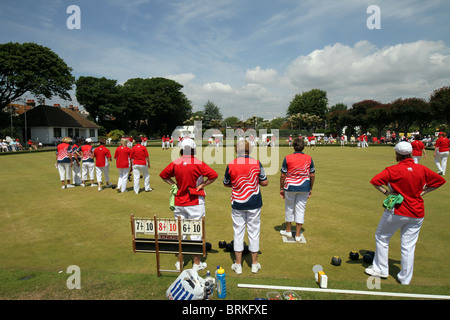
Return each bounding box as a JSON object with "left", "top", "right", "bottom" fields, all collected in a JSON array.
[
  {"left": 434, "top": 132, "right": 450, "bottom": 175},
  {"left": 367, "top": 141, "right": 446, "bottom": 284},
  {"left": 224, "top": 140, "right": 268, "bottom": 275},
  {"left": 56, "top": 137, "right": 74, "bottom": 189},
  {"left": 114, "top": 138, "right": 131, "bottom": 193}
]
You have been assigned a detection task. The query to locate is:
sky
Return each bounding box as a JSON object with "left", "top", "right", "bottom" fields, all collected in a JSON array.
[{"left": 1, "top": 0, "right": 450, "bottom": 120}]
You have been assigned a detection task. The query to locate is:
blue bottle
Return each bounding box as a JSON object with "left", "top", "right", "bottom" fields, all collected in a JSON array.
[{"left": 216, "top": 267, "right": 226, "bottom": 299}]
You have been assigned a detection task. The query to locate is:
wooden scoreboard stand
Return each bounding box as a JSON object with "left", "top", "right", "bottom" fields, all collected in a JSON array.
[{"left": 131, "top": 214, "right": 206, "bottom": 276}]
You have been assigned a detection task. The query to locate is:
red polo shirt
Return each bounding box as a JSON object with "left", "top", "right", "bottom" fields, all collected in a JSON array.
[
  {"left": 160, "top": 155, "right": 218, "bottom": 206},
  {"left": 435, "top": 136, "right": 450, "bottom": 152},
  {"left": 93, "top": 145, "right": 112, "bottom": 167},
  {"left": 130, "top": 144, "right": 149, "bottom": 165},
  {"left": 411, "top": 140, "right": 425, "bottom": 156},
  {"left": 114, "top": 146, "right": 131, "bottom": 169},
  {"left": 370, "top": 158, "right": 445, "bottom": 218}
]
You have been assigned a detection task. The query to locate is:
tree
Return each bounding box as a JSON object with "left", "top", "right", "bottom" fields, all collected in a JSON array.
[
  {"left": 75, "top": 76, "right": 121, "bottom": 126},
  {"left": 288, "top": 113, "right": 323, "bottom": 131},
  {"left": 348, "top": 100, "right": 380, "bottom": 134},
  {"left": 269, "top": 117, "right": 286, "bottom": 129},
  {"left": 224, "top": 116, "right": 239, "bottom": 128},
  {"left": 430, "top": 86, "right": 450, "bottom": 127},
  {"left": 390, "top": 98, "right": 430, "bottom": 135},
  {"left": 327, "top": 109, "right": 348, "bottom": 135},
  {"left": 328, "top": 103, "right": 347, "bottom": 113},
  {"left": 0, "top": 42, "right": 74, "bottom": 109},
  {"left": 326, "top": 103, "right": 347, "bottom": 134},
  {"left": 120, "top": 77, "right": 192, "bottom": 135},
  {"left": 287, "top": 89, "right": 328, "bottom": 118},
  {"left": 203, "top": 100, "right": 222, "bottom": 128},
  {"left": 107, "top": 129, "right": 125, "bottom": 141},
  {"left": 366, "top": 103, "right": 391, "bottom": 138}
]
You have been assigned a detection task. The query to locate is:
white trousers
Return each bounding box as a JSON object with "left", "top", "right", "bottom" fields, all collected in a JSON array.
[
  {"left": 174, "top": 204, "right": 205, "bottom": 241},
  {"left": 284, "top": 191, "right": 309, "bottom": 224},
  {"left": 57, "top": 163, "right": 71, "bottom": 181},
  {"left": 232, "top": 207, "right": 261, "bottom": 253},
  {"left": 72, "top": 162, "right": 82, "bottom": 185},
  {"left": 133, "top": 164, "right": 150, "bottom": 194},
  {"left": 434, "top": 151, "right": 449, "bottom": 175},
  {"left": 82, "top": 162, "right": 95, "bottom": 181},
  {"left": 412, "top": 156, "right": 421, "bottom": 164},
  {"left": 372, "top": 210, "right": 423, "bottom": 285},
  {"left": 96, "top": 166, "right": 109, "bottom": 183},
  {"left": 117, "top": 168, "right": 129, "bottom": 192}
]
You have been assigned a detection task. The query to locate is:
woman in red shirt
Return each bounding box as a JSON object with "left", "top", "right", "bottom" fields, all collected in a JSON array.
[
  {"left": 411, "top": 135, "right": 426, "bottom": 164},
  {"left": 114, "top": 138, "right": 131, "bottom": 193},
  {"left": 434, "top": 132, "right": 450, "bottom": 175},
  {"left": 367, "top": 142, "right": 445, "bottom": 284},
  {"left": 160, "top": 139, "right": 218, "bottom": 272},
  {"left": 56, "top": 137, "right": 74, "bottom": 189}
]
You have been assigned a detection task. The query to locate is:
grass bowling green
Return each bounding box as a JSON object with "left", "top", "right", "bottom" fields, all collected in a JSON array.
[{"left": 0, "top": 142, "right": 449, "bottom": 299}]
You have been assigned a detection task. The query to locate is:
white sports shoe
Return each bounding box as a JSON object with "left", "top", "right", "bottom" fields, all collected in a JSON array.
[
  {"left": 192, "top": 262, "right": 207, "bottom": 272},
  {"left": 231, "top": 263, "right": 242, "bottom": 274},
  {"left": 66, "top": 184, "right": 75, "bottom": 188},
  {"left": 251, "top": 263, "right": 261, "bottom": 273},
  {"left": 280, "top": 230, "right": 293, "bottom": 237},
  {"left": 175, "top": 261, "right": 184, "bottom": 271},
  {"left": 364, "top": 265, "right": 388, "bottom": 279}
]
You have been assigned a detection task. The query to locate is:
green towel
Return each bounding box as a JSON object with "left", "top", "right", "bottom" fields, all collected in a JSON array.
[
  {"left": 169, "top": 184, "right": 178, "bottom": 211},
  {"left": 383, "top": 194, "right": 403, "bottom": 210}
]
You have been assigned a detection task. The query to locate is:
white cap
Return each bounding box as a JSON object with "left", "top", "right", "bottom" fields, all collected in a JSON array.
[
  {"left": 180, "top": 138, "right": 196, "bottom": 150},
  {"left": 85, "top": 138, "right": 92, "bottom": 143},
  {"left": 394, "top": 141, "right": 412, "bottom": 155}
]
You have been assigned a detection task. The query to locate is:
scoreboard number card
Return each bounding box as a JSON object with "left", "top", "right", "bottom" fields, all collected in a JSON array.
[
  {"left": 167, "top": 219, "right": 178, "bottom": 235},
  {"left": 144, "top": 220, "right": 155, "bottom": 235},
  {"left": 158, "top": 220, "right": 168, "bottom": 234},
  {"left": 190, "top": 221, "right": 202, "bottom": 236},
  {"left": 181, "top": 221, "right": 192, "bottom": 235},
  {"left": 135, "top": 219, "right": 145, "bottom": 234},
  {"left": 135, "top": 219, "right": 155, "bottom": 235}
]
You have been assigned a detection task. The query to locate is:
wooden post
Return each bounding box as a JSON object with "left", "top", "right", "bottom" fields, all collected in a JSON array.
[
  {"left": 130, "top": 214, "right": 136, "bottom": 253},
  {"left": 154, "top": 215, "right": 161, "bottom": 277},
  {"left": 177, "top": 215, "right": 183, "bottom": 273},
  {"left": 202, "top": 216, "right": 206, "bottom": 257}
]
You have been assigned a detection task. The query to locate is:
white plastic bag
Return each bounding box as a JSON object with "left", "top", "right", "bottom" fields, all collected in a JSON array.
[{"left": 166, "top": 269, "right": 205, "bottom": 300}]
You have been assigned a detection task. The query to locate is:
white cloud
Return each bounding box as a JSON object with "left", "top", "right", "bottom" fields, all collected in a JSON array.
[
  {"left": 285, "top": 40, "right": 450, "bottom": 107},
  {"left": 165, "top": 73, "right": 196, "bottom": 85},
  {"left": 186, "top": 39, "right": 450, "bottom": 118},
  {"left": 245, "top": 66, "right": 278, "bottom": 84},
  {"left": 202, "top": 82, "right": 233, "bottom": 93}
]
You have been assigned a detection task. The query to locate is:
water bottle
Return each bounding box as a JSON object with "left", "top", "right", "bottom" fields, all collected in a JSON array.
[
  {"left": 204, "top": 281, "right": 211, "bottom": 300},
  {"left": 216, "top": 267, "right": 226, "bottom": 299},
  {"left": 214, "top": 266, "right": 220, "bottom": 289},
  {"left": 205, "top": 271, "right": 215, "bottom": 299}
]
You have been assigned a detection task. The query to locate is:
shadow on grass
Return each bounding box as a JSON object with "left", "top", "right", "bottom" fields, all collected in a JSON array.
[
  {"left": 341, "top": 249, "right": 401, "bottom": 283},
  {"left": 273, "top": 223, "right": 305, "bottom": 236}
]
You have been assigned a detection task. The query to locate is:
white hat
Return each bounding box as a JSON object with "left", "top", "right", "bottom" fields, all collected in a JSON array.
[
  {"left": 85, "top": 138, "right": 92, "bottom": 143},
  {"left": 180, "top": 138, "right": 196, "bottom": 150},
  {"left": 394, "top": 141, "right": 412, "bottom": 155}
]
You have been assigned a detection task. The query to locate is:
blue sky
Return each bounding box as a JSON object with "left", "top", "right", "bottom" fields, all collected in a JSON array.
[{"left": 1, "top": 0, "right": 450, "bottom": 120}]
